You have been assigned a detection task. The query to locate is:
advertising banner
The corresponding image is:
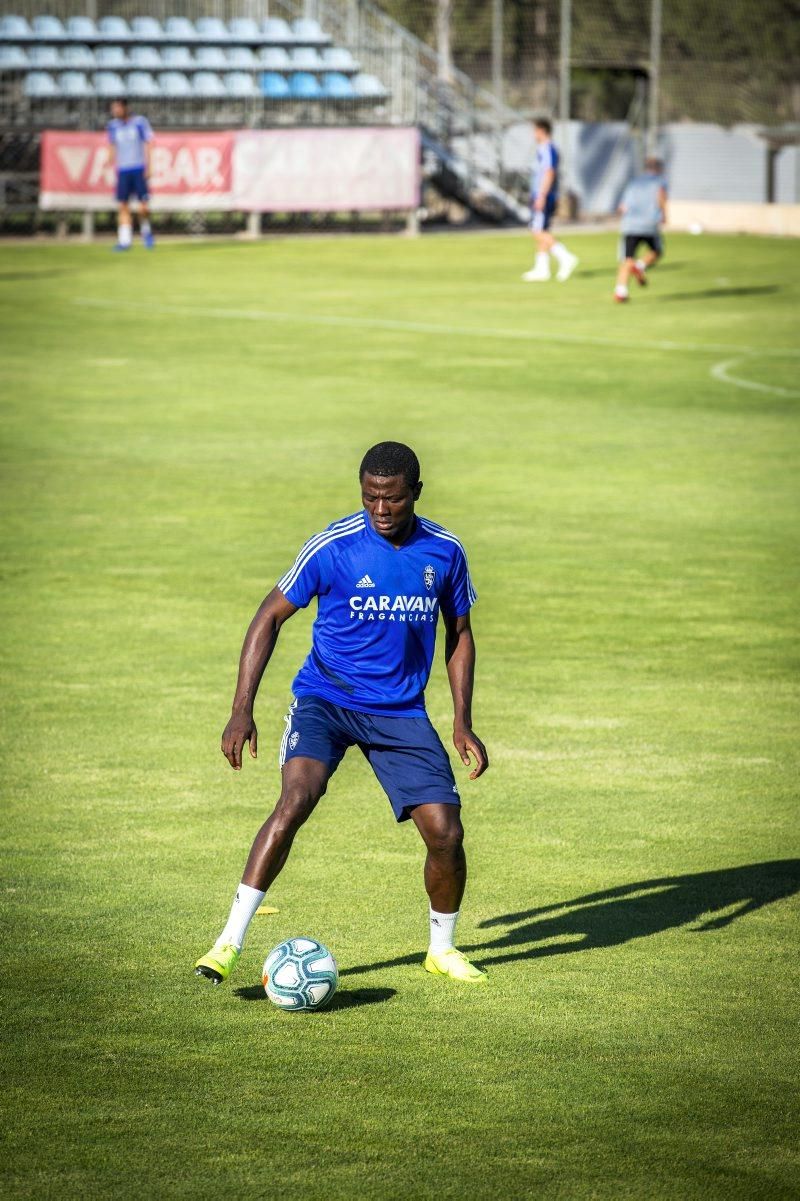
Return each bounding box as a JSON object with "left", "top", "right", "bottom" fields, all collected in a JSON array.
[{"left": 39, "top": 127, "right": 419, "bottom": 213}]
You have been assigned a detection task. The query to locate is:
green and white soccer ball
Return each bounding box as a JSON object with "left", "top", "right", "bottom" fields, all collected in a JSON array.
[{"left": 262, "top": 937, "right": 338, "bottom": 1011}]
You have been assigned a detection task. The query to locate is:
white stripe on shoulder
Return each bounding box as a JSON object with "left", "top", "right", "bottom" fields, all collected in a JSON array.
[
  {"left": 418, "top": 517, "right": 477, "bottom": 605},
  {"left": 277, "top": 513, "right": 364, "bottom": 593}
]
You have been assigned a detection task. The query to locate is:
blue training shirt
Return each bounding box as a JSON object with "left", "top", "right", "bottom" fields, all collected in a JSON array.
[
  {"left": 107, "top": 115, "right": 152, "bottom": 172},
  {"left": 276, "top": 511, "right": 477, "bottom": 717},
  {"left": 531, "top": 140, "right": 559, "bottom": 203}
]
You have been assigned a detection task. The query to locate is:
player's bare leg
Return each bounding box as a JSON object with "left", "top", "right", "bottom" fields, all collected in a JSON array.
[
  {"left": 194, "top": 757, "right": 329, "bottom": 983},
  {"left": 412, "top": 803, "right": 487, "bottom": 984},
  {"left": 114, "top": 200, "right": 132, "bottom": 251},
  {"left": 615, "top": 257, "right": 634, "bottom": 302}
]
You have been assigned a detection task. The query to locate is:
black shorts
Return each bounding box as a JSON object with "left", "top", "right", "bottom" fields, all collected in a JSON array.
[{"left": 622, "top": 233, "right": 663, "bottom": 260}]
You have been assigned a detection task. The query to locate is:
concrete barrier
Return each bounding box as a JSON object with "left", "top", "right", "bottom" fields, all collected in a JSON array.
[{"left": 667, "top": 200, "right": 800, "bottom": 237}]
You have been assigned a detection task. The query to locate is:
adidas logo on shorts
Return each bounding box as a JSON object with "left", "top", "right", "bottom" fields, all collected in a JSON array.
[{"left": 356, "top": 574, "right": 376, "bottom": 589}]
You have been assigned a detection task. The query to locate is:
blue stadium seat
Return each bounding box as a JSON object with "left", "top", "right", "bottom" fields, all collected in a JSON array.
[
  {"left": 192, "top": 70, "right": 225, "bottom": 96},
  {"left": 161, "top": 45, "right": 192, "bottom": 67},
  {"left": 58, "top": 70, "right": 93, "bottom": 96},
  {"left": 164, "top": 17, "right": 197, "bottom": 42},
  {"left": 61, "top": 44, "right": 96, "bottom": 68},
  {"left": 259, "top": 46, "right": 290, "bottom": 70},
  {"left": 65, "top": 15, "right": 98, "bottom": 41},
  {"left": 322, "top": 46, "right": 357, "bottom": 71},
  {"left": 23, "top": 70, "right": 57, "bottom": 96},
  {"left": 228, "top": 17, "right": 259, "bottom": 41},
  {"left": 195, "top": 45, "right": 227, "bottom": 69},
  {"left": 260, "top": 70, "right": 289, "bottom": 99},
  {"left": 95, "top": 45, "right": 127, "bottom": 68},
  {"left": 289, "top": 46, "right": 322, "bottom": 70},
  {"left": 99, "top": 16, "right": 132, "bottom": 41},
  {"left": 291, "top": 18, "right": 327, "bottom": 44},
  {"left": 158, "top": 70, "right": 192, "bottom": 96},
  {"left": 93, "top": 70, "right": 126, "bottom": 97},
  {"left": 196, "top": 17, "right": 229, "bottom": 42},
  {"left": 322, "top": 71, "right": 354, "bottom": 99},
  {"left": 29, "top": 44, "right": 59, "bottom": 67},
  {"left": 32, "top": 15, "right": 66, "bottom": 40},
  {"left": 224, "top": 70, "right": 257, "bottom": 97},
  {"left": 125, "top": 70, "right": 160, "bottom": 96},
  {"left": 226, "top": 46, "right": 257, "bottom": 69},
  {"left": 260, "top": 17, "right": 292, "bottom": 43},
  {"left": 129, "top": 45, "right": 161, "bottom": 69},
  {"left": 131, "top": 17, "right": 165, "bottom": 41},
  {"left": 0, "top": 45, "right": 28, "bottom": 68},
  {"left": 0, "top": 15, "right": 33, "bottom": 40},
  {"left": 289, "top": 71, "right": 322, "bottom": 99},
  {"left": 352, "top": 72, "right": 387, "bottom": 98}
]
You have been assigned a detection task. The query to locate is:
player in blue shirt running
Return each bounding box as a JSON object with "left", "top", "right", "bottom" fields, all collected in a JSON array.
[
  {"left": 614, "top": 157, "right": 668, "bottom": 302},
  {"left": 522, "top": 117, "right": 578, "bottom": 283},
  {"left": 195, "top": 442, "right": 490, "bottom": 986},
  {"left": 107, "top": 98, "right": 154, "bottom": 252}
]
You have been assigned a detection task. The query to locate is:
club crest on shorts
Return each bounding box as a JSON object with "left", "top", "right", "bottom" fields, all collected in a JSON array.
[
  {"left": 423, "top": 564, "right": 436, "bottom": 591},
  {"left": 289, "top": 732, "right": 300, "bottom": 750}
]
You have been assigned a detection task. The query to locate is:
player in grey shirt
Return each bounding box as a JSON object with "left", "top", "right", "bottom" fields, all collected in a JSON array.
[{"left": 614, "top": 157, "right": 667, "bottom": 303}]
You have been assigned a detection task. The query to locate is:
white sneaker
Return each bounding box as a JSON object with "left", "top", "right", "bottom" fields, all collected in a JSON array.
[
  {"left": 522, "top": 267, "right": 551, "bottom": 282},
  {"left": 556, "top": 253, "right": 579, "bottom": 282}
]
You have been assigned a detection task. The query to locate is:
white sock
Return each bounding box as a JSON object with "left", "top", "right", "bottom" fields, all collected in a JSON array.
[
  {"left": 217, "top": 882, "right": 265, "bottom": 950},
  {"left": 118, "top": 222, "right": 132, "bottom": 247},
  {"left": 140, "top": 219, "right": 151, "bottom": 237},
  {"left": 615, "top": 284, "right": 629, "bottom": 298},
  {"left": 636, "top": 257, "right": 647, "bottom": 272},
  {"left": 429, "top": 906, "right": 459, "bottom": 953},
  {"left": 534, "top": 251, "right": 550, "bottom": 272},
  {"left": 550, "top": 241, "right": 572, "bottom": 265}
]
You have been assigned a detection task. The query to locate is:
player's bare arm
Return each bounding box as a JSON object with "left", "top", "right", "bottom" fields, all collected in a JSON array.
[
  {"left": 221, "top": 587, "right": 298, "bottom": 770},
  {"left": 444, "top": 610, "right": 488, "bottom": 779}
]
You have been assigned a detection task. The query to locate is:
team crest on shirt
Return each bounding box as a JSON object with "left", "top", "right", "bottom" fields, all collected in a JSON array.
[
  {"left": 289, "top": 732, "right": 300, "bottom": 750},
  {"left": 423, "top": 565, "right": 436, "bottom": 591}
]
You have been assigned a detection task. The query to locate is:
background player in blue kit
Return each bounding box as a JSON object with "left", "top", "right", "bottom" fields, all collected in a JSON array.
[
  {"left": 614, "top": 157, "right": 668, "bottom": 303},
  {"left": 195, "top": 442, "right": 490, "bottom": 986},
  {"left": 107, "top": 97, "right": 154, "bottom": 252},
  {"left": 522, "top": 117, "right": 579, "bottom": 283}
]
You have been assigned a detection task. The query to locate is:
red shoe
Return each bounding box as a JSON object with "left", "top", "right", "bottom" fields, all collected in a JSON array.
[
  {"left": 630, "top": 264, "right": 647, "bottom": 286},
  {"left": 614, "top": 292, "right": 629, "bottom": 303}
]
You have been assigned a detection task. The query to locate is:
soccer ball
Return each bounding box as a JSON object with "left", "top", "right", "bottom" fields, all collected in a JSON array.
[{"left": 262, "top": 937, "right": 338, "bottom": 1011}]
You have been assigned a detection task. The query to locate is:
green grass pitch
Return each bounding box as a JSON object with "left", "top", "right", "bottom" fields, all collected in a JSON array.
[{"left": 1, "top": 230, "right": 798, "bottom": 1199}]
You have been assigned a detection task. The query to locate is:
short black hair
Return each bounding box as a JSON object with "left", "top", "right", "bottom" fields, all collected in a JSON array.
[
  {"left": 359, "top": 441, "right": 420, "bottom": 489},
  {"left": 534, "top": 117, "right": 552, "bottom": 135},
  {"left": 112, "top": 96, "right": 129, "bottom": 107}
]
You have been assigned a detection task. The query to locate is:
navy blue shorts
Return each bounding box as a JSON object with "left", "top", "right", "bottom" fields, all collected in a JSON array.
[
  {"left": 279, "top": 695, "right": 460, "bottom": 823},
  {"left": 116, "top": 167, "right": 149, "bottom": 203},
  {"left": 622, "top": 233, "right": 663, "bottom": 260},
  {"left": 529, "top": 195, "right": 557, "bottom": 232}
]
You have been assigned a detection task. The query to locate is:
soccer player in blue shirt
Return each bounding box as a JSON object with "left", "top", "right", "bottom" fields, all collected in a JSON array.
[
  {"left": 522, "top": 117, "right": 578, "bottom": 283},
  {"left": 107, "top": 98, "right": 154, "bottom": 252},
  {"left": 195, "top": 442, "right": 490, "bottom": 986},
  {"left": 614, "top": 157, "right": 668, "bottom": 302}
]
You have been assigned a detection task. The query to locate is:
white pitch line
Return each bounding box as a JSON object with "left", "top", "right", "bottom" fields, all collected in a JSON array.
[
  {"left": 74, "top": 296, "right": 800, "bottom": 359},
  {"left": 710, "top": 358, "right": 800, "bottom": 399}
]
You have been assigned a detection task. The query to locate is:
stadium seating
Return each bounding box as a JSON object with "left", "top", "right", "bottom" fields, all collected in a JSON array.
[
  {"left": 58, "top": 70, "right": 92, "bottom": 96},
  {"left": 66, "top": 16, "right": 98, "bottom": 40},
  {"left": 322, "top": 72, "right": 355, "bottom": 99},
  {"left": 260, "top": 70, "right": 290, "bottom": 99},
  {"left": 192, "top": 70, "right": 225, "bottom": 97},
  {"left": 3, "top": 11, "right": 391, "bottom": 116},
  {"left": 224, "top": 70, "right": 257, "bottom": 97},
  {"left": 126, "top": 70, "right": 160, "bottom": 97},
  {"left": 158, "top": 70, "right": 192, "bottom": 97},
  {"left": 131, "top": 17, "right": 164, "bottom": 42},
  {"left": 94, "top": 70, "right": 126, "bottom": 97},
  {"left": 23, "top": 69, "right": 56, "bottom": 95},
  {"left": 32, "top": 14, "right": 65, "bottom": 39}
]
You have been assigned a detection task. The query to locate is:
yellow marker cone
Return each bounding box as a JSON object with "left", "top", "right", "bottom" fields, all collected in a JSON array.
[{"left": 256, "top": 905, "right": 280, "bottom": 916}]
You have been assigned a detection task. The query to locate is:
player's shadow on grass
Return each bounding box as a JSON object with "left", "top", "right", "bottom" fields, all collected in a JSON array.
[
  {"left": 233, "top": 985, "right": 396, "bottom": 1009},
  {"left": 659, "top": 285, "right": 779, "bottom": 301},
  {"left": 339, "top": 860, "right": 800, "bottom": 977}
]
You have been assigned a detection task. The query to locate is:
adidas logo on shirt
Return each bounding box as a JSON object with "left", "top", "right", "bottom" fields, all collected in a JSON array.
[{"left": 356, "top": 574, "right": 376, "bottom": 589}]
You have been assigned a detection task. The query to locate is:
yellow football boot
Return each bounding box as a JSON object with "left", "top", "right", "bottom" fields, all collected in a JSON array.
[
  {"left": 423, "top": 948, "right": 488, "bottom": 984},
  {"left": 194, "top": 943, "right": 241, "bottom": 985}
]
